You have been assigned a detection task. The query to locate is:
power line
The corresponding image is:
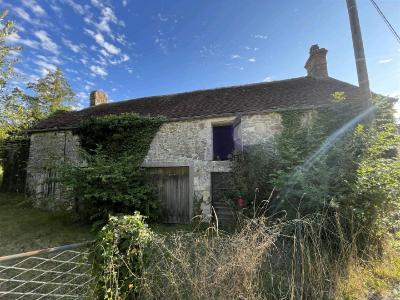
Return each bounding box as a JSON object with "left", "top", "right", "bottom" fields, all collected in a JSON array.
[{"left": 369, "top": 0, "right": 400, "bottom": 45}]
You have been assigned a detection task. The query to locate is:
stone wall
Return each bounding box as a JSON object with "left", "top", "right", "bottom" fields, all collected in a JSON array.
[
  {"left": 25, "top": 112, "right": 285, "bottom": 217},
  {"left": 143, "top": 112, "right": 283, "bottom": 220},
  {"left": 26, "top": 131, "right": 80, "bottom": 209}
]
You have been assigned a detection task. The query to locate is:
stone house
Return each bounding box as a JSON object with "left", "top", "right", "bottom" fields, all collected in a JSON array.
[{"left": 25, "top": 45, "right": 365, "bottom": 223}]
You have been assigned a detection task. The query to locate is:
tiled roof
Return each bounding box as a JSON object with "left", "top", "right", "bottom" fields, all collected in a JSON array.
[{"left": 30, "top": 76, "right": 366, "bottom": 131}]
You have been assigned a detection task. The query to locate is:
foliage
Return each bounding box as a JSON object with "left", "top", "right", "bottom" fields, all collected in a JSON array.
[
  {"left": 0, "top": 11, "right": 21, "bottom": 142},
  {"left": 0, "top": 136, "right": 29, "bottom": 193},
  {"left": 59, "top": 113, "right": 165, "bottom": 225},
  {"left": 228, "top": 96, "right": 399, "bottom": 246},
  {"left": 26, "top": 67, "right": 76, "bottom": 115},
  {"left": 90, "top": 213, "right": 152, "bottom": 300},
  {"left": 92, "top": 210, "right": 400, "bottom": 299},
  {"left": 0, "top": 10, "right": 20, "bottom": 98}
]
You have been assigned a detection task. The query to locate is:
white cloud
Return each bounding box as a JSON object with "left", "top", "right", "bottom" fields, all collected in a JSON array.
[
  {"left": 85, "top": 29, "right": 121, "bottom": 55},
  {"left": 62, "top": 38, "right": 81, "bottom": 53},
  {"left": 22, "top": 0, "right": 46, "bottom": 16},
  {"left": 378, "top": 58, "right": 393, "bottom": 64},
  {"left": 14, "top": 7, "right": 33, "bottom": 22},
  {"left": 35, "top": 54, "right": 60, "bottom": 65},
  {"left": 253, "top": 34, "right": 268, "bottom": 39},
  {"left": 248, "top": 58, "right": 256, "bottom": 62},
  {"left": 109, "top": 54, "right": 130, "bottom": 65},
  {"left": 6, "top": 32, "right": 39, "bottom": 49},
  {"left": 157, "top": 13, "right": 168, "bottom": 22},
  {"left": 97, "top": 7, "right": 117, "bottom": 33},
  {"left": 34, "top": 30, "right": 59, "bottom": 54},
  {"left": 80, "top": 58, "right": 88, "bottom": 65},
  {"left": 231, "top": 54, "right": 240, "bottom": 59},
  {"left": 65, "top": 0, "right": 87, "bottom": 15},
  {"left": 122, "top": 0, "right": 128, "bottom": 7},
  {"left": 263, "top": 76, "right": 272, "bottom": 82},
  {"left": 90, "top": 65, "right": 107, "bottom": 76},
  {"left": 34, "top": 60, "right": 57, "bottom": 76}
]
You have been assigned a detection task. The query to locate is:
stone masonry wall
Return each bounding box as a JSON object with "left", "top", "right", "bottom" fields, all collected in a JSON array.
[
  {"left": 26, "top": 131, "right": 80, "bottom": 209},
  {"left": 143, "top": 112, "right": 283, "bottom": 220},
  {"left": 26, "top": 112, "right": 285, "bottom": 217}
]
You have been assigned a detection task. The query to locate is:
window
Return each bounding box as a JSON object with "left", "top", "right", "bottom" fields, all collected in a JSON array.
[{"left": 213, "top": 125, "right": 234, "bottom": 161}]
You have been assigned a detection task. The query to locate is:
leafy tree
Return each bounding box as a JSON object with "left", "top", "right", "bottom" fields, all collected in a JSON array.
[
  {"left": 0, "top": 10, "right": 20, "bottom": 98},
  {"left": 27, "top": 67, "right": 76, "bottom": 114},
  {"left": 0, "top": 10, "right": 21, "bottom": 141}
]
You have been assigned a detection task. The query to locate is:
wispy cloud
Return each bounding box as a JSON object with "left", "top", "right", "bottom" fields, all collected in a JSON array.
[
  {"left": 253, "top": 34, "right": 268, "bottom": 40},
  {"left": 263, "top": 76, "right": 272, "bottom": 82},
  {"left": 22, "top": 0, "right": 47, "bottom": 16},
  {"left": 6, "top": 32, "right": 39, "bottom": 49},
  {"left": 248, "top": 58, "right": 256, "bottom": 62},
  {"left": 64, "top": 0, "right": 88, "bottom": 15},
  {"left": 14, "top": 7, "right": 34, "bottom": 23},
  {"left": 34, "top": 60, "right": 57, "bottom": 76},
  {"left": 62, "top": 38, "right": 81, "bottom": 53},
  {"left": 378, "top": 58, "right": 393, "bottom": 64},
  {"left": 90, "top": 65, "right": 108, "bottom": 76},
  {"left": 34, "top": 30, "right": 59, "bottom": 54},
  {"left": 122, "top": 0, "right": 128, "bottom": 7},
  {"left": 85, "top": 28, "right": 121, "bottom": 55},
  {"left": 157, "top": 13, "right": 168, "bottom": 22},
  {"left": 231, "top": 54, "right": 240, "bottom": 59}
]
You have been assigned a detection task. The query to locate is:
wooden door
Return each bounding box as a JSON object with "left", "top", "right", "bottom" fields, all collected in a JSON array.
[
  {"left": 147, "top": 167, "right": 190, "bottom": 224},
  {"left": 211, "top": 172, "right": 234, "bottom": 224}
]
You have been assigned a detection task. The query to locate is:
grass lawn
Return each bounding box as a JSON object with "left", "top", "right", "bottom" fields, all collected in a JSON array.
[{"left": 0, "top": 192, "right": 94, "bottom": 256}]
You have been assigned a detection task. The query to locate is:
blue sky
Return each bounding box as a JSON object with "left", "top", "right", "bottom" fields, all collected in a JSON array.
[{"left": 4, "top": 0, "right": 400, "bottom": 112}]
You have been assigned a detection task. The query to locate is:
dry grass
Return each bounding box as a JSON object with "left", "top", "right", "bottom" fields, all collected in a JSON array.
[{"left": 140, "top": 217, "right": 280, "bottom": 300}]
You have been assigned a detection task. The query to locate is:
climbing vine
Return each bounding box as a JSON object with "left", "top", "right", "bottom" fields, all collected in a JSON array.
[
  {"left": 228, "top": 94, "right": 399, "bottom": 241},
  {"left": 60, "top": 113, "right": 165, "bottom": 225}
]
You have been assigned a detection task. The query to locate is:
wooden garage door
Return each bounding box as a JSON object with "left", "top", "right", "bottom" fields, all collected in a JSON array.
[{"left": 147, "top": 167, "right": 190, "bottom": 224}]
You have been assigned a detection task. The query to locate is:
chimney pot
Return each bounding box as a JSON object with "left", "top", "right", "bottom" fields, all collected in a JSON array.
[
  {"left": 90, "top": 90, "right": 108, "bottom": 106},
  {"left": 305, "top": 44, "right": 328, "bottom": 79}
]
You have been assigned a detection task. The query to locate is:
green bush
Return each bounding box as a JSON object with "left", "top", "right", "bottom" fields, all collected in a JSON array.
[
  {"left": 228, "top": 96, "right": 399, "bottom": 247},
  {"left": 59, "top": 113, "right": 165, "bottom": 225},
  {"left": 90, "top": 213, "right": 153, "bottom": 300}
]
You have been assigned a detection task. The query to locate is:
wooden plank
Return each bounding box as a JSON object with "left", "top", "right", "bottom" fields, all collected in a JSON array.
[{"left": 146, "top": 167, "right": 189, "bottom": 224}]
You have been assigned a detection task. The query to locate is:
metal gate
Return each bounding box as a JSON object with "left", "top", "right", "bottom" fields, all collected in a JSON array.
[
  {"left": 0, "top": 242, "right": 92, "bottom": 299},
  {"left": 147, "top": 167, "right": 190, "bottom": 224}
]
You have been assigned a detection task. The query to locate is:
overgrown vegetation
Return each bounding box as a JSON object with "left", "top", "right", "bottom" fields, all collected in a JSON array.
[
  {"left": 90, "top": 96, "right": 399, "bottom": 299},
  {"left": 0, "top": 11, "right": 76, "bottom": 192},
  {"left": 59, "top": 113, "right": 165, "bottom": 225},
  {"left": 90, "top": 211, "right": 400, "bottom": 299},
  {"left": 229, "top": 96, "right": 399, "bottom": 245}
]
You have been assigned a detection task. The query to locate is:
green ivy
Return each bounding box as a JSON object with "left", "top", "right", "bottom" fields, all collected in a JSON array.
[
  {"left": 59, "top": 113, "right": 165, "bottom": 225},
  {"left": 228, "top": 96, "right": 399, "bottom": 245},
  {"left": 90, "top": 213, "right": 153, "bottom": 299}
]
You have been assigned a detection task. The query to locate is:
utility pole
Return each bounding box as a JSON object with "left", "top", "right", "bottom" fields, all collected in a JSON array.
[{"left": 346, "top": 0, "right": 372, "bottom": 106}]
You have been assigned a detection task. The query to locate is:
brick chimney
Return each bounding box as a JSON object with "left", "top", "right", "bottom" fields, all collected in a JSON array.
[
  {"left": 304, "top": 44, "right": 328, "bottom": 79},
  {"left": 90, "top": 90, "right": 108, "bottom": 106}
]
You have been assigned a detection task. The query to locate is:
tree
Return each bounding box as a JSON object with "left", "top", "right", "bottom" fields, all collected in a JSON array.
[
  {"left": 0, "top": 10, "right": 21, "bottom": 141},
  {"left": 0, "top": 10, "right": 20, "bottom": 98},
  {"left": 27, "top": 67, "right": 76, "bottom": 114}
]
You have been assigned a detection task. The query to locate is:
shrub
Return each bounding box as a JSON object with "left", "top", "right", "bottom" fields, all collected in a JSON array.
[
  {"left": 59, "top": 113, "right": 165, "bottom": 225},
  {"left": 90, "top": 213, "right": 153, "bottom": 299},
  {"left": 228, "top": 96, "right": 399, "bottom": 249}
]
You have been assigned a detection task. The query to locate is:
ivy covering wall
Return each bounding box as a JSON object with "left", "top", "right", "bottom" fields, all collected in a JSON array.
[
  {"left": 228, "top": 96, "right": 399, "bottom": 245},
  {"left": 60, "top": 113, "right": 165, "bottom": 225},
  {"left": 0, "top": 137, "right": 30, "bottom": 193}
]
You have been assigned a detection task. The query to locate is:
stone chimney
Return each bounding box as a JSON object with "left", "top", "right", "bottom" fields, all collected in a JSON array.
[
  {"left": 304, "top": 44, "right": 328, "bottom": 79},
  {"left": 90, "top": 90, "right": 108, "bottom": 106}
]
